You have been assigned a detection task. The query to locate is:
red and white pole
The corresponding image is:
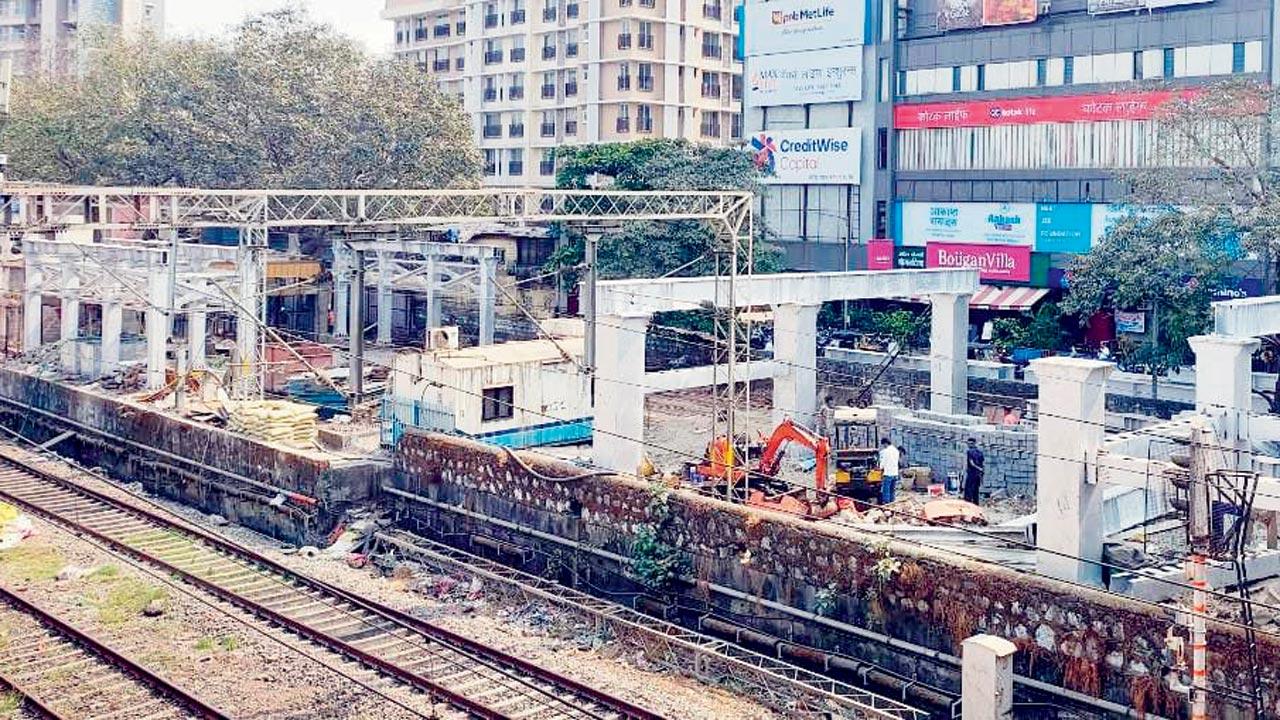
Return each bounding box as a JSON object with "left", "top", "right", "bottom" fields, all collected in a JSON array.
[{"left": 1188, "top": 553, "right": 1208, "bottom": 720}]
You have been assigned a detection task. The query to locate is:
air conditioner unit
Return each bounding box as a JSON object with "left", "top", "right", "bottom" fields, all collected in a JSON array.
[
  {"left": 1038, "top": 0, "right": 1051, "bottom": 12},
  {"left": 428, "top": 326, "right": 460, "bottom": 351}
]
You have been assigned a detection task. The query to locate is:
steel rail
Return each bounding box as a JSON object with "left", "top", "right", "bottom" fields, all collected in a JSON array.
[
  {"left": 0, "top": 584, "right": 228, "bottom": 719},
  {"left": 0, "top": 454, "right": 662, "bottom": 720}
]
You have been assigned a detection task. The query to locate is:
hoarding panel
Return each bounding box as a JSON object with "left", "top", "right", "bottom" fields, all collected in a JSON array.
[
  {"left": 751, "top": 128, "right": 861, "bottom": 185},
  {"left": 746, "top": 48, "right": 862, "bottom": 106},
  {"left": 927, "top": 242, "right": 1032, "bottom": 282},
  {"left": 899, "top": 202, "right": 1036, "bottom": 247},
  {"left": 743, "top": 0, "right": 865, "bottom": 56},
  {"left": 936, "top": 0, "right": 983, "bottom": 30}
]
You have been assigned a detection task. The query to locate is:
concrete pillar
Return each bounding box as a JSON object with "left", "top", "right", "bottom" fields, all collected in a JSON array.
[
  {"left": 1031, "top": 357, "right": 1113, "bottom": 586},
  {"left": 376, "top": 251, "right": 393, "bottom": 345},
  {"left": 592, "top": 312, "right": 651, "bottom": 473},
  {"left": 929, "top": 292, "right": 970, "bottom": 415},
  {"left": 100, "top": 301, "right": 122, "bottom": 375},
  {"left": 235, "top": 241, "right": 262, "bottom": 397},
  {"left": 772, "top": 303, "right": 820, "bottom": 428},
  {"left": 962, "top": 634, "right": 1016, "bottom": 720},
  {"left": 1188, "top": 334, "right": 1260, "bottom": 452},
  {"left": 22, "top": 265, "right": 42, "bottom": 352},
  {"left": 333, "top": 276, "right": 350, "bottom": 339},
  {"left": 479, "top": 255, "right": 498, "bottom": 346},
  {"left": 425, "top": 254, "right": 440, "bottom": 331},
  {"left": 187, "top": 306, "right": 207, "bottom": 370},
  {"left": 145, "top": 260, "right": 172, "bottom": 390},
  {"left": 58, "top": 264, "right": 80, "bottom": 373}
]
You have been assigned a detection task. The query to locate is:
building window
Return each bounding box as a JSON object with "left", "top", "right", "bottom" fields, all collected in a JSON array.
[
  {"left": 951, "top": 66, "right": 961, "bottom": 92},
  {"left": 540, "top": 151, "right": 556, "bottom": 176},
  {"left": 618, "top": 62, "right": 631, "bottom": 90},
  {"left": 510, "top": 1, "right": 526, "bottom": 24},
  {"left": 895, "top": 70, "right": 906, "bottom": 96},
  {"left": 566, "top": 2, "right": 579, "bottom": 17},
  {"left": 703, "top": 0, "right": 722, "bottom": 19},
  {"left": 878, "top": 59, "right": 889, "bottom": 102},
  {"left": 485, "top": 4, "right": 500, "bottom": 27},
  {"left": 975, "top": 64, "right": 985, "bottom": 91},
  {"left": 566, "top": 31, "right": 579, "bottom": 57},
  {"left": 876, "top": 128, "right": 888, "bottom": 170},
  {"left": 730, "top": 112, "right": 742, "bottom": 139},
  {"left": 701, "top": 71, "right": 721, "bottom": 98},
  {"left": 483, "top": 149, "right": 498, "bottom": 176},
  {"left": 543, "top": 0, "right": 557, "bottom": 21},
  {"left": 638, "top": 21, "right": 654, "bottom": 49},
  {"left": 1232, "top": 42, "right": 1246, "bottom": 73},
  {"left": 638, "top": 62, "right": 654, "bottom": 91},
  {"left": 637, "top": 104, "right": 654, "bottom": 133},
  {"left": 508, "top": 114, "right": 525, "bottom": 137},
  {"left": 541, "top": 110, "right": 557, "bottom": 136},
  {"left": 565, "top": 71, "right": 579, "bottom": 96},
  {"left": 483, "top": 113, "right": 502, "bottom": 138},
  {"left": 1132, "top": 51, "right": 1143, "bottom": 80},
  {"left": 508, "top": 149, "right": 524, "bottom": 176},
  {"left": 541, "top": 71, "right": 557, "bottom": 99},
  {"left": 543, "top": 37, "right": 557, "bottom": 59},
  {"left": 511, "top": 43, "right": 526, "bottom": 62},
  {"left": 875, "top": 201, "right": 887, "bottom": 238},
  {"left": 700, "top": 111, "right": 721, "bottom": 138},
  {"left": 616, "top": 104, "right": 631, "bottom": 132},
  {"left": 702, "top": 33, "right": 722, "bottom": 59},
  {"left": 1063, "top": 56, "right": 1074, "bottom": 85},
  {"left": 731, "top": 74, "right": 742, "bottom": 100},
  {"left": 482, "top": 386, "right": 515, "bottom": 421}
]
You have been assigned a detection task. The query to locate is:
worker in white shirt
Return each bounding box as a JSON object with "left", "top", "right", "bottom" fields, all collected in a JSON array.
[{"left": 878, "top": 438, "right": 900, "bottom": 505}]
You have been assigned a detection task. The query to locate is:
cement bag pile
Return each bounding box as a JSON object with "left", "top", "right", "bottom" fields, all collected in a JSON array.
[{"left": 227, "top": 400, "right": 319, "bottom": 449}]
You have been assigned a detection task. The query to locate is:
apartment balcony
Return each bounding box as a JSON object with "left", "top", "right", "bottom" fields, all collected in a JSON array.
[
  {"left": 617, "top": 34, "right": 631, "bottom": 49},
  {"left": 484, "top": 50, "right": 503, "bottom": 65},
  {"left": 433, "top": 25, "right": 450, "bottom": 37},
  {"left": 432, "top": 59, "right": 450, "bottom": 72},
  {"left": 541, "top": 84, "right": 556, "bottom": 99},
  {"left": 540, "top": 122, "right": 556, "bottom": 137},
  {"left": 542, "top": 45, "right": 556, "bottom": 59},
  {"left": 510, "top": 47, "right": 526, "bottom": 62},
  {"left": 509, "top": 86, "right": 525, "bottom": 100},
  {"left": 509, "top": 123, "right": 525, "bottom": 138},
  {"left": 510, "top": 9, "right": 526, "bottom": 23},
  {"left": 483, "top": 125, "right": 503, "bottom": 138}
]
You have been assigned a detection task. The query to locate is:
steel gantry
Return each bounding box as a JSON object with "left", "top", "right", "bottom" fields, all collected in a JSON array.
[{"left": 0, "top": 185, "right": 754, "bottom": 407}]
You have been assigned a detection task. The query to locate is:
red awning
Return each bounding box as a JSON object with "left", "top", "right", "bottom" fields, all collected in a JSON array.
[{"left": 969, "top": 285, "right": 1050, "bottom": 311}]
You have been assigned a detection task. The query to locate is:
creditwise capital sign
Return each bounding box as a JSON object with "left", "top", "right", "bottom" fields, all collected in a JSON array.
[
  {"left": 750, "top": 128, "right": 861, "bottom": 185},
  {"left": 743, "top": 0, "right": 866, "bottom": 56}
]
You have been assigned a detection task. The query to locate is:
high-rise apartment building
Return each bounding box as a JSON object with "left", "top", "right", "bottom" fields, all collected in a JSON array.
[
  {"left": 0, "top": 0, "right": 164, "bottom": 78},
  {"left": 384, "top": 0, "right": 743, "bottom": 186}
]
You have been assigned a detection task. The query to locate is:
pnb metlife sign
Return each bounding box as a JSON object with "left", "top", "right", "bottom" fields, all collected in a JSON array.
[
  {"left": 751, "top": 128, "right": 861, "bottom": 185},
  {"left": 743, "top": 0, "right": 866, "bottom": 56}
]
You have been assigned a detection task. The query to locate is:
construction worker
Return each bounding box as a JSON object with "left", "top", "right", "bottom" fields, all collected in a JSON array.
[
  {"left": 878, "top": 438, "right": 900, "bottom": 504},
  {"left": 964, "top": 438, "right": 985, "bottom": 505}
]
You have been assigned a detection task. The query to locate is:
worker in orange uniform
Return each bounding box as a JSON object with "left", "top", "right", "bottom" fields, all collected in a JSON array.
[{"left": 877, "top": 438, "right": 900, "bottom": 504}]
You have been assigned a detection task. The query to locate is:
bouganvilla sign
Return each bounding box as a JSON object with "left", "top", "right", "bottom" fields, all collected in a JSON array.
[{"left": 926, "top": 242, "right": 1031, "bottom": 282}]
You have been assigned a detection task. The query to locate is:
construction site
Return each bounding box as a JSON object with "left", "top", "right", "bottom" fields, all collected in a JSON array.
[{"left": 0, "top": 184, "right": 1279, "bottom": 720}]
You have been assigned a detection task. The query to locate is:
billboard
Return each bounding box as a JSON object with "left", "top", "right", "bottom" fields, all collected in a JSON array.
[
  {"left": 866, "top": 239, "right": 895, "bottom": 270},
  {"left": 1114, "top": 311, "right": 1146, "bottom": 334},
  {"left": 751, "top": 128, "right": 861, "bottom": 185},
  {"left": 894, "top": 90, "right": 1196, "bottom": 129},
  {"left": 982, "top": 0, "right": 1037, "bottom": 25},
  {"left": 927, "top": 242, "right": 1032, "bottom": 282},
  {"left": 746, "top": 48, "right": 862, "bottom": 106},
  {"left": 1089, "top": 0, "right": 1211, "bottom": 12},
  {"left": 936, "top": 0, "right": 982, "bottom": 30},
  {"left": 743, "top": 0, "right": 865, "bottom": 56},
  {"left": 895, "top": 246, "right": 926, "bottom": 269},
  {"left": 898, "top": 202, "right": 1036, "bottom": 247},
  {"left": 1035, "top": 203, "right": 1093, "bottom": 254}
]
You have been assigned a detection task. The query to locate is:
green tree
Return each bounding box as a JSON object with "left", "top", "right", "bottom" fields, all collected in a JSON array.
[
  {"left": 545, "top": 139, "right": 781, "bottom": 284},
  {"left": 1, "top": 9, "right": 480, "bottom": 188},
  {"left": 1061, "top": 211, "right": 1232, "bottom": 397}
]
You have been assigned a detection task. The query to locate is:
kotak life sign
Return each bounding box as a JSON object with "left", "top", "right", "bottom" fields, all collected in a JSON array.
[
  {"left": 743, "top": 0, "right": 865, "bottom": 56},
  {"left": 746, "top": 48, "right": 862, "bottom": 106},
  {"left": 751, "top": 128, "right": 861, "bottom": 185}
]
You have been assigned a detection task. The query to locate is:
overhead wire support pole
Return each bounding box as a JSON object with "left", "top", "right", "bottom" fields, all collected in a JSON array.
[{"left": 349, "top": 248, "right": 366, "bottom": 410}]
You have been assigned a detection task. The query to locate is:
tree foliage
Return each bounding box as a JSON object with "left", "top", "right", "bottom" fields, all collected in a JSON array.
[
  {"left": 1, "top": 10, "right": 480, "bottom": 188},
  {"left": 1060, "top": 211, "right": 1232, "bottom": 392},
  {"left": 546, "top": 139, "right": 781, "bottom": 283}
]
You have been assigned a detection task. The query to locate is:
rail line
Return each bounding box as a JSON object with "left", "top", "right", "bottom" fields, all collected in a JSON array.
[
  {"left": 0, "top": 454, "right": 662, "bottom": 720},
  {"left": 0, "top": 584, "right": 227, "bottom": 720}
]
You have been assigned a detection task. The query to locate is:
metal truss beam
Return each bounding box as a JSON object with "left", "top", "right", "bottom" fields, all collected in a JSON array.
[{"left": 0, "top": 185, "right": 752, "bottom": 230}]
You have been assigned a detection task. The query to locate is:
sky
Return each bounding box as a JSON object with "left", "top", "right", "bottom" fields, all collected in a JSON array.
[{"left": 164, "top": 0, "right": 392, "bottom": 53}]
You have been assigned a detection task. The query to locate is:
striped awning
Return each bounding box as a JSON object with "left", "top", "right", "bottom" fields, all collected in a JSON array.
[{"left": 969, "top": 285, "right": 1050, "bottom": 310}]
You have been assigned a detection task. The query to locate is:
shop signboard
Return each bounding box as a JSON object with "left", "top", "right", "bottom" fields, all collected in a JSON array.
[
  {"left": 746, "top": 48, "right": 862, "bottom": 106},
  {"left": 743, "top": 0, "right": 865, "bottom": 57},
  {"left": 926, "top": 242, "right": 1032, "bottom": 282},
  {"left": 894, "top": 90, "right": 1195, "bottom": 129},
  {"left": 895, "top": 246, "right": 926, "bottom": 269},
  {"left": 1114, "top": 311, "right": 1146, "bottom": 334},
  {"left": 1035, "top": 203, "right": 1093, "bottom": 253},
  {"left": 1088, "top": 204, "right": 1166, "bottom": 246},
  {"left": 936, "top": 0, "right": 982, "bottom": 30},
  {"left": 866, "top": 239, "right": 895, "bottom": 270},
  {"left": 898, "top": 202, "right": 1035, "bottom": 247},
  {"left": 982, "top": 0, "right": 1037, "bottom": 25},
  {"left": 751, "top": 128, "right": 861, "bottom": 185}
]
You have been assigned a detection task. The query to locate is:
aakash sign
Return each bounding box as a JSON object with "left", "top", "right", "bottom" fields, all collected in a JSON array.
[
  {"left": 898, "top": 202, "right": 1035, "bottom": 247},
  {"left": 743, "top": 0, "right": 865, "bottom": 56},
  {"left": 751, "top": 128, "right": 861, "bottom": 185}
]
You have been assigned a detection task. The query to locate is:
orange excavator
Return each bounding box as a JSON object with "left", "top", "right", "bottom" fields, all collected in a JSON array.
[{"left": 690, "top": 418, "right": 840, "bottom": 518}]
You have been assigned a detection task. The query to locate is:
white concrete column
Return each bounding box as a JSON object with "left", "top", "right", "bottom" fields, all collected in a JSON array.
[
  {"left": 235, "top": 240, "right": 263, "bottom": 397},
  {"left": 962, "top": 634, "right": 1016, "bottom": 720},
  {"left": 1188, "top": 334, "right": 1260, "bottom": 453},
  {"left": 592, "top": 312, "right": 651, "bottom": 473},
  {"left": 332, "top": 240, "right": 351, "bottom": 339},
  {"left": 22, "top": 264, "right": 43, "bottom": 353},
  {"left": 58, "top": 264, "right": 80, "bottom": 373},
  {"left": 929, "top": 292, "right": 970, "bottom": 415},
  {"left": 772, "top": 303, "right": 820, "bottom": 428},
  {"left": 1031, "top": 357, "right": 1113, "bottom": 586},
  {"left": 100, "top": 301, "right": 123, "bottom": 376},
  {"left": 479, "top": 255, "right": 498, "bottom": 346},
  {"left": 376, "top": 251, "right": 393, "bottom": 345},
  {"left": 425, "top": 254, "right": 440, "bottom": 331},
  {"left": 145, "top": 261, "right": 172, "bottom": 390},
  {"left": 187, "top": 305, "right": 207, "bottom": 370}
]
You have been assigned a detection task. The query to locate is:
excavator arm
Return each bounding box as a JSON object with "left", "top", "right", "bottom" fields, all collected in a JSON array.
[{"left": 756, "top": 418, "right": 831, "bottom": 492}]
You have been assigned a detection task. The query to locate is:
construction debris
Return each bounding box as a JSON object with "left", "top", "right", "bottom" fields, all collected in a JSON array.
[{"left": 225, "top": 400, "right": 319, "bottom": 449}]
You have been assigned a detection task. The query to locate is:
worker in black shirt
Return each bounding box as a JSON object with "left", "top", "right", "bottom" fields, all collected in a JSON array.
[{"left": 964, "top": 438, "right": 985, "bottom": 505}]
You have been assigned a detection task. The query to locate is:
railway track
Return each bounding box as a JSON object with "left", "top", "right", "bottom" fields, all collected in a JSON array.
[
  {"left": 0, "top": 584, "right": 226, "bottom": 720},
  {"left": 0, "top": 455, "right": 662, "bottom": 720}
]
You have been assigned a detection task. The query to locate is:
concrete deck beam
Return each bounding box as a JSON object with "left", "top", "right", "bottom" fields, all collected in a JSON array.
[
  {"left": 1213, "top": 295, "right": 1280, "bottom": 337},
  {"left": 596, "top": 269, "right": 979, "bottom": 317}
]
